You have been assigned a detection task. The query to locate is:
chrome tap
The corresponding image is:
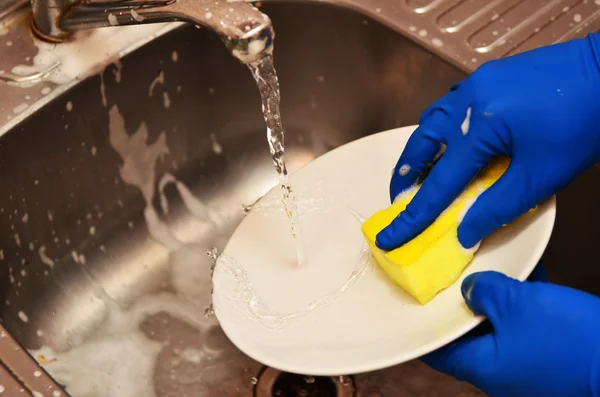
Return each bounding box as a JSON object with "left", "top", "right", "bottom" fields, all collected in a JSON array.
[{"left": 30, "top": 0, "right": 274, "bottom": 63}]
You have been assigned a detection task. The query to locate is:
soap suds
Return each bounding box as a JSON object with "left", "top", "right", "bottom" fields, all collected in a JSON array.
[
  {"left": 210, "top": 133, "right": 223, "bottom": 155},
  {"left": 108, "top": 106, "right": 169, "bottom": 204},
  {"left": 13, "top": 103, "right": 29, "bottom": 114},
  {"left": 27, "top": 106, "right": 238, "bottom": 397},
  {"left": 18, "top": 311, "right": 29, "bottom": 323},
  {"left": 574, "top": 13, "right": 582, "bottom": 22},
  {"left": 130, "top": 9, "right": 146, "bottom": 22},
  {"left": 179, "top": 347, "right": 204, "bottom": 364},
  {"left": 148, "top": 71, "right": 165, "bottom": 97},
  {"left": 398, "top": 164, "right": 411, "bottom": 176},
  {"left": 108, "top": 13, "right": 119, "bottom": 26},
  {"left": 162, "top": 92, "right": 171, "bottom": 109},
  {"left": 10, "top": 23, "right": 181, "bottom": 86},
  {"left": 461, "top": 107, "right": 472, "bottom": 135},
  {"left": 32, "top": 333, "right": 161, "bottom": 397}
]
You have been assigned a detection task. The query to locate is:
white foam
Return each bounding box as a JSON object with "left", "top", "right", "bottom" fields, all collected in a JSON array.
[
  {"left": 12, "top": 24, "right": 181, "bottom": 86},
  {"left": 162, "top": 92, "right": 171, "bottom": 109},
  {"left": 210, "top": 133, "right": 223, "bottom": 154},
  {"left": 28, "top": 105, "right": 239, "bottom": 395},
  {"left": 179, "top": 347, "right": 204, "bottom": 364},
  {"left": 398, "top": 164, "right": 411, "bottom": 176},
  {"left": 18, "top": 311, "right": 29, "bottom": 323},
  {"left": 13, "top": 103, "right": 29, "bottom": 114},
  {"left": 130, "top": 9, "right": 146, "bottom": 22},
  {"left": 108, "top": 14, "right": 119, "bottom": 26},
  {"left": 148, "top": 71, "right": 165, "bottom": 97},
  {"left": 108, "top": 106, "right": 169, "bottom": 204},
  {"left": 461, "top": 107, "right": 472, "bottom": 135},
  {"left": 31, "top": 333, "right": 161, "bottom": 397}
]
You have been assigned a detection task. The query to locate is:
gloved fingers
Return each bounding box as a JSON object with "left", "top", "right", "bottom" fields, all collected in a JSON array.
[
  {"left": 457, "top": 162, "right": 534, "bottom": 248},
  {"left": 461, "top": 271, "right": 521, "bottom": 326},
  {"left": 389, "top": 83, "right": 471, "bottom": 201},
  {"left": 376, "top": 147, "right": 484, "bottom": 250},
  {"left": 421, "top": 333, "right": 496, "bottom": 384},
  {"left": 389, "top": 125, "right": 444, "bottom": 201}
]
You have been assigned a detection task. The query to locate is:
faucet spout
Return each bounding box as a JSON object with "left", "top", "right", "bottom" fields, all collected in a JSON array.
[{"left": 31, "top": 0, "right": 274, "bottom": 63}]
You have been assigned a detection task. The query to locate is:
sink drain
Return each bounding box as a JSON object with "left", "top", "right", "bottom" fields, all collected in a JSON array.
[{"left": 254, "top": 367, "right": 355, "bottom": 397}]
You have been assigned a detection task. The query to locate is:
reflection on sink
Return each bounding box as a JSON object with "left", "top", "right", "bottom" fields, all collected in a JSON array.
[{"left": 0, "top": 2, "right": 482, "bottom": 396}]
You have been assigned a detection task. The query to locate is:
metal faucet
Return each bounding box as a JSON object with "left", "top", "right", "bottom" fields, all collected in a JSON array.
[{"left": 30, "top": 0, "right": 274, "bottom": 63}]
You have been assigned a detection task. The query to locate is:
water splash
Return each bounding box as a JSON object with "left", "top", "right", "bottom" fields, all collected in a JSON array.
[{"left": 213, "top": 246, "right": 374, "bottom": 331}]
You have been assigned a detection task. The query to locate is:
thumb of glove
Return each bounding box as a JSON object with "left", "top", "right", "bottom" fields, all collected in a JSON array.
[
  {"left": 421, "top": 272, "right": 521, "bottom": 390},
  {"left": 462, "top": 271, "right": 521, "bottom": 325}
]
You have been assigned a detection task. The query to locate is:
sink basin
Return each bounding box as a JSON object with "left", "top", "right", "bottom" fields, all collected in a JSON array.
[{"left": 0, "top": 1, "right": 520, "bottom": 395}]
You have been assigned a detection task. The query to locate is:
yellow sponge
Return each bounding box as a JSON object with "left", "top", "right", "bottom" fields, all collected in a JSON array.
[{"left": 361, "top": 157, "right": 511, "bottom": 305}]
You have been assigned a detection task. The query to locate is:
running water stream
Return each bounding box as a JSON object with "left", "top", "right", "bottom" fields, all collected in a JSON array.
[{"left": 248, "top": 54, "right": 306, "bottom": 266}]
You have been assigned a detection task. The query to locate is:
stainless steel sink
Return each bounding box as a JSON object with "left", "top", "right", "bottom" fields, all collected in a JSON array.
[
  {"left": 0, "top": 3, "right": 482, "bottom": 395},
  {"left": 1, "top": 1, "right": 599, "bottom": 396}
]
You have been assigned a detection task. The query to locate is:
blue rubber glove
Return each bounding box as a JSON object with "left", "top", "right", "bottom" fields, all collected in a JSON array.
[
  {"left": 376, "top": 33, "right": 600, "bottom": 250},
  {"left": 422, "top": 271, "right": 600, "bottom": 397}
]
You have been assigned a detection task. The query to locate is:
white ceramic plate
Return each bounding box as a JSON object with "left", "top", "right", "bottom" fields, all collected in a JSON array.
[{"left": 213, "top": 125, "right": 556, "bottom": 376}]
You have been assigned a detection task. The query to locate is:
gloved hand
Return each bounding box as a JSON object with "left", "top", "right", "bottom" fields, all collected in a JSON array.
[
  {"left": 422, "top": 271, "right": 600, "bottom": 397},
  {"left": 376, "top": 33, "right": 600, "bottom": 250}
]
